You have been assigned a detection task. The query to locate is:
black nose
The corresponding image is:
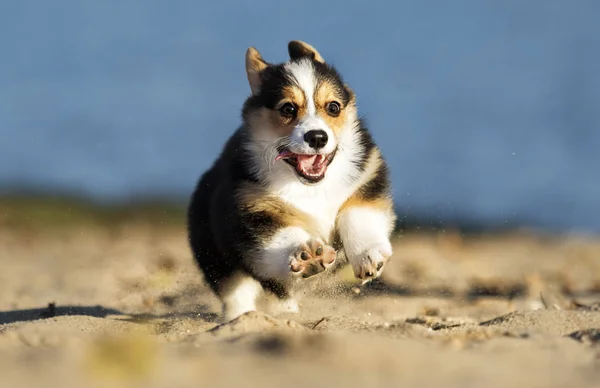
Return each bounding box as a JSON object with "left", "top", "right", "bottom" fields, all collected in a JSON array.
[{"left": 304, "top": 130, "right": 328, "bottom": 150}]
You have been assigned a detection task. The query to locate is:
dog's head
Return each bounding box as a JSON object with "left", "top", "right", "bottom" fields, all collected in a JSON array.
[{"left": 242, "top": 41, "right": 359, "bottom": 185}]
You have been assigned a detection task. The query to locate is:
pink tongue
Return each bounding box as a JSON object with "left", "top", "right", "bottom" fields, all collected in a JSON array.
[
  {"left": 297, "top": 154, "right": 326, "bottom": 175},
  {"left": 274, "top": 152, "right": 328, "bottom": 176},
  {"left": 296, "top": 154, "right": 325, "bottom": 165},
  {"left": 274, "top": 151, "right": 293, "bottom": 162},
  {"left": 275, "top": 152, "right": 326, "bottom": 165}
]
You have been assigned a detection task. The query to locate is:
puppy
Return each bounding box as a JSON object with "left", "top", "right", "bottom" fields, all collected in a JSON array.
[{"left": 187, "top": 40, "right": 396, "bottom": 321}]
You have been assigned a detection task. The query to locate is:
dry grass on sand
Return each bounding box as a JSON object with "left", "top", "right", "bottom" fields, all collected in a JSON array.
[{"left": 1, "top": 197, "right": 600, "bottom": 387}]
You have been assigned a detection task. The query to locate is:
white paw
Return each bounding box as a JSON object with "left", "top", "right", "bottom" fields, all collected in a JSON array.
[{"left": 349, "top": 244, "right": 392, "bottom": 282}]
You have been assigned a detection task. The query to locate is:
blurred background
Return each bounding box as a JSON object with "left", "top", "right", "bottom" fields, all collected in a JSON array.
[{"left": 1, "top": 0, "right": 599, "bottom": 234}]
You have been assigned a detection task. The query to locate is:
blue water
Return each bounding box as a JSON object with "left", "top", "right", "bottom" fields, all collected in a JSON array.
[{"left": 1, "top": 1, "right": 599, "bottom": 233}]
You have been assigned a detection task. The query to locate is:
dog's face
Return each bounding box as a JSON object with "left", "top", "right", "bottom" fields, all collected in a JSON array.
[{"left": 242, "top": 41, "right": 359, "bottom": 185}]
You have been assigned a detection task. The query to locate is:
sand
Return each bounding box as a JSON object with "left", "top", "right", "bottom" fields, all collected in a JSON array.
[{"left": 1, "top": 199, "right": 599, "bottom": 387}]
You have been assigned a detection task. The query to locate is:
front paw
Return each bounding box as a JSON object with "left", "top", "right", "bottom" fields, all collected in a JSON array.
[
  {"left": 290, "top": 238, "right": 336, "bottom": 278},
  {"left": 350, "top": 245, "right": 392, "bottom": 281}
]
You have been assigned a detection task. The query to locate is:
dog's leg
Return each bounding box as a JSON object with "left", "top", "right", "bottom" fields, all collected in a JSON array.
[
  {"left": 260, "top": 279, "right": 301, "bottom": 314},
  {"left": 218, "top": 271, "right": 263, "bottom": 322},
  {"left": 250, "top": 226, "right": 336, "bottom": 279},
  {"left": 337, "top": 202, "right": 395, "bottom": 282},
  {"left": 248, "top": 226, "right": 336, "bottom": 310}
]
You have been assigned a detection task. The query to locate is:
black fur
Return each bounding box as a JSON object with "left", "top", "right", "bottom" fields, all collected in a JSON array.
[
  {"left": 187, "top": 128, "right": 278, "bottom": 295},
  {"left": 356, "top": 157, "right": 391, "bottom": 201},
  {"left": 187, "top": 45, "right": 393, "bottom": 306},
  {"left": 313, "top": 61, "right": 353, "bottom": 107},
  {"left": 288, "top": 41, "right": 317, "bottom": 62},
  {"left": 243, "top": 59, "right": 352, "bottom": 116},
  {"left": 352, "top": 118, "right": 377, "bottom": 172},
  {"left": 243, "top": 64, "right": 294, "bottom": 114},
  {"left": 186, "top": 120, "right": 389, "bottom": 296}
]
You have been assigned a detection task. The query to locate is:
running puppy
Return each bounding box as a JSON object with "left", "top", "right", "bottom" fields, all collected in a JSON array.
[{"left": 187, "top": 40, "right": 396, "bottom": 321}]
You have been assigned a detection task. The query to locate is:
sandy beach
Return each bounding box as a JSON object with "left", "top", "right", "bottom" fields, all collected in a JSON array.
[{"left": 1, "top": 198, "right": 599, "bottom": 387}]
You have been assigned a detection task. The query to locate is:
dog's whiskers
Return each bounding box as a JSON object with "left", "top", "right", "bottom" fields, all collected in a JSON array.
[{"left": 258, "top": 137, "right": 290, "bottom": 172}]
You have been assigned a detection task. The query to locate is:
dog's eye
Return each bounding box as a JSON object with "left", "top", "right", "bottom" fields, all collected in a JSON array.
[
  {"left": 326, "top": 101, "right": 341, "bottom": 117},
  {"left": 279, "top": 103, "right": 297, "bottom": 118}
]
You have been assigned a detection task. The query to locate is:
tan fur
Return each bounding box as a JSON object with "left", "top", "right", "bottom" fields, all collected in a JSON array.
[
  {"left": 246, "top": 85, "right": 312, "bottom": 137},
  {"left": 245, "top": 47, "right": 268, "bottom": 95},
  {"left": 278, "top": 85, "right": 307, "bottom": 116},
  {"left": 190, "top": 40, "right": 395, "bottom": 319},
  {"left": 337, "top": 149, "right": 396, "bottom": 230},
  {"left": 236, "top": 183, "right": 325, "bottom": 240},
  {"left": 314, "top": 81, "right": 357, "bottom": 134},
  {"left": 288, "top": 40, "right": 325, "bottom": 63},
  {"left": 338, "top": 193, "right": 396, "bottom": 236},
  {"left": 247, "top": 81, "right": 357, "bottom": 137},
  {"left": 340, "top": 195, "right": 394, "bottom": 215}
]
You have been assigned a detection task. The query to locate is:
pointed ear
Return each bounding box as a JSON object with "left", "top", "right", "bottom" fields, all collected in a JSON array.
[
  {"left": 245, "top": 47, "right": 269, "bottom": 95},
  {"left": 288, "top": 40, "right": 325, "bottom": 63}
]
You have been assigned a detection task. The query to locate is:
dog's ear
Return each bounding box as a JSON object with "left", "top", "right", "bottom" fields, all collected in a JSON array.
[
  {"left": 288, "top": 40, "right": 325, "bottom": 63},
  {"left": 245, "top": 47, "right": 269, "bottom": 95}
]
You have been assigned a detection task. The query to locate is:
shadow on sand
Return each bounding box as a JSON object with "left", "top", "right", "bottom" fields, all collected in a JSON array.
[
  {"left": 0, "top": 304, "right": 123, "bottom": 325},
  {"left": 0, "top": 303, "right": 221, "bottom": 326}
]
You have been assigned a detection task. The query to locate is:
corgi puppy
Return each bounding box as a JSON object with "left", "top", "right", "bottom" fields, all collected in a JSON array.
[{"left": 187, "top": 40, "right": 396, "bottom": 321}]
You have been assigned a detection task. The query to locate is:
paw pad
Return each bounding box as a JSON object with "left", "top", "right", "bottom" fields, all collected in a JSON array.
[{"left": 290, "top": 239, "right": 336, "bottom": 278}]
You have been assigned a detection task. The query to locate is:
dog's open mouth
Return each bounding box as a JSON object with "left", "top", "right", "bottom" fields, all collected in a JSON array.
[{"left": 275, "top": 149, "right": 336, "bottom": 183}]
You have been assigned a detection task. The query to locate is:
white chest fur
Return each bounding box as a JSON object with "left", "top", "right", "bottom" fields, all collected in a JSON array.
[
  {"left": 257, "top": 128, "right": 365, "bottom": 241},
  {"left": 272, "top": 171, "right": 357, "bottom": 241}
]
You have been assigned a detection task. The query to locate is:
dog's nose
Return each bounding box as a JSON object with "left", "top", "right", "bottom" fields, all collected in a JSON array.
[{"left": 304, "top": 130, "right": 328, "bottom": 150}]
